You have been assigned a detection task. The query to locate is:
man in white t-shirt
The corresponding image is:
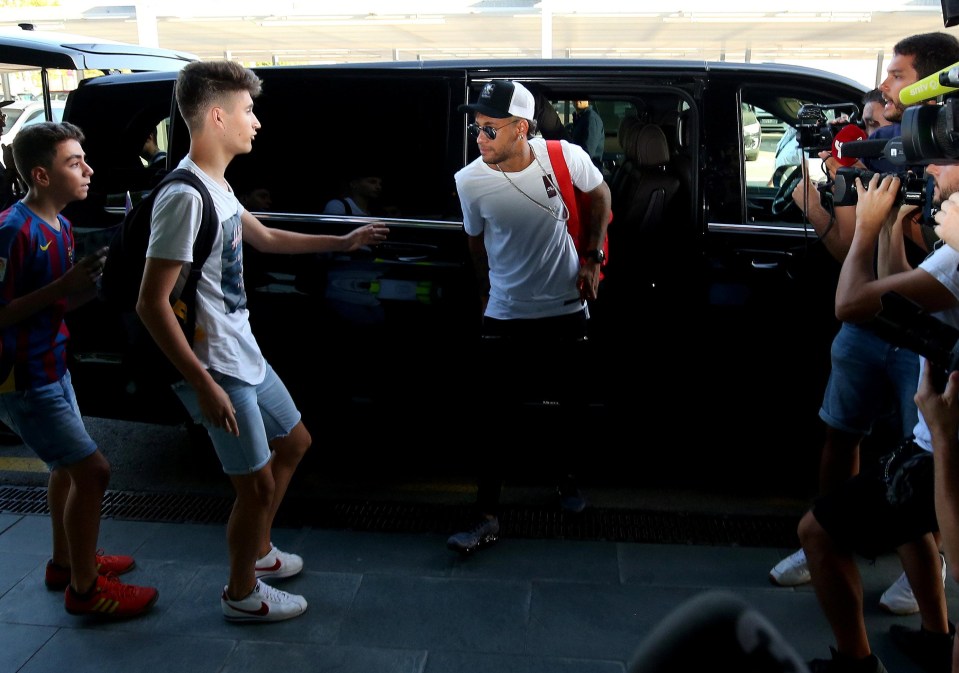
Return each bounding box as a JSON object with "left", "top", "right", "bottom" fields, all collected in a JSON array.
[
  {"left": 447, "top": 79, "right": 611, "bottom": 554},
  {"left": 138, "top": 60, "right": 388, "bottom": 623}
]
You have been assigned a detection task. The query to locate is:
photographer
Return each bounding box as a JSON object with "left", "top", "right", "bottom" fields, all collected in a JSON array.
[
  {"left": 771, "top": 35, "right": 959, "bottom": 624},
  {"left": 789, "top": 88, "right": 890, "bottom": 259},
  {"left": 798, "top": 166, "right": 959, "bottom": 673}
]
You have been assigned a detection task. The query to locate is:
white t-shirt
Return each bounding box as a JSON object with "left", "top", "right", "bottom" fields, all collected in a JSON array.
[
  {"left": 454, "top": 137, "right": 603, "bottom": 320},
  {"left": 146, "top": 157, "right": 266, "bottom": 385},
  {"left": 912, "top": 242, "right": 959, "bottom": 452}
]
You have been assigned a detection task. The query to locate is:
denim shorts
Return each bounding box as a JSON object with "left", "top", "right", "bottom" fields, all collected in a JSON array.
[
  {"left": 172, "top": 363, "right": 301, "bottom": 475},
  {"left": 819, "top": 322, "right": 919, "bottom": 437},
  {"left": 0, "top": 370, "right": 97, "bottom": 470}
]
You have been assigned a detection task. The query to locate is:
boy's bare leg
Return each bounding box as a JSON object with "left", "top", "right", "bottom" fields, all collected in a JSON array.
[
  {"left": 226, "top": 468, "right": 275, "bottom": 600},
  {"left": 47, "top": 467, "right": 70, "bottom": 567},
  {"left": 57, "top": 451, "right": 111, "bottom": 591},
  {"left": 898, "top": 534, "right": 950, "bottom": 633},
  {"left": 800, "top": 511, "right": 871, "bottom": 658},
  {"left": 256, "top": 421, "right": 310, "bottom": 557}
]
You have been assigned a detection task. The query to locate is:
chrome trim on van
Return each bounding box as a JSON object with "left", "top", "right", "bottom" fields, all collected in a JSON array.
[
  {"left": 103, "top": 208, "right": 465, "bottom": 231},
  {"left": 708, "top": 221, "right": 819, "bottom": 237}
]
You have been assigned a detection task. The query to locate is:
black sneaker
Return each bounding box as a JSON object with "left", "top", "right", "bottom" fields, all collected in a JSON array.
[
  {"left": 808, "top": 647, "right": 888, "bottom": 673},
  {"left": 889, "top": 623, "right": 955, "bottom": 673},
  {"left": 446, "top": 516, "right": 499, "bottom": 554}
]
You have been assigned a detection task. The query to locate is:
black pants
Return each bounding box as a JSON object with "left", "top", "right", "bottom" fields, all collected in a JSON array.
[{"left": 475, "top": 309, "right": 589, "bottom": 516}]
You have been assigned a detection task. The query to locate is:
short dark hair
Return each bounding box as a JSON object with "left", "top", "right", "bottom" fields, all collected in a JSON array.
[
  {"left": 862, "top": 88, "right": 884, "bottom": 106},
  {"left": 12, "top": 121, "right": 84, "bottom": 187},
  {"left": 893, "top": 32, "right": 959, "bottom": 79},
  {"left": 175, "top": 60, "right": 262, "bottom": 130}
]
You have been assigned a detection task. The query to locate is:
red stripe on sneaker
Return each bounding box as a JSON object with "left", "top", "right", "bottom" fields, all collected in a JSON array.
[
  {"left": 255, "top": 559, "right": 282, "bottom": 573},
  {"left": 229, "top": 601, "right": 270, "bottom": 617}
]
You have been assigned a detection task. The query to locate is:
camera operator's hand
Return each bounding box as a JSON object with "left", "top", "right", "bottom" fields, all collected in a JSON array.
[
  {"left": 915, "top": 358, "right": 959, "bottom": 444},
  {"left": 854, "top": 172, "right": 900, "bottom": 236},
  {"left": 933, "top": 191, "right": 959, "bottom": 252},
  {"left": 793, "top": 175, "right": 830, "bottom": 228},
  {"left": 817, "top": 150, "right": 866, "bottom": 181},
  {"left": 817, "top": 151, "right": 840, "bottom": 180}
]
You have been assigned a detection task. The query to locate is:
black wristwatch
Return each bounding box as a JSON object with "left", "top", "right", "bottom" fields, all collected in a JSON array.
[{"left": 584, "top": 248, "right": 605, "bottom": 264}]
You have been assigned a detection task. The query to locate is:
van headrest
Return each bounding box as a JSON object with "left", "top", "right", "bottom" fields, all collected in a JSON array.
[{"left": 633, "top": 124, "right": 670, "bottom": 167}]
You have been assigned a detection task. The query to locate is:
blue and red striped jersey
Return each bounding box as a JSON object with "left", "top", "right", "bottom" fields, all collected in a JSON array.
[{"left": 0, "top": 201, "right": 74, "bottom": 391}]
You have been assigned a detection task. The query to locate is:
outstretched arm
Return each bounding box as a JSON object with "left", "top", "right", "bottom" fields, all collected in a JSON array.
[
  {"left": 836, "top": 173, "right": 956, "bottom": 321},
  {"left": 240, "top": 210, "right": 388, "bottom": 254}
]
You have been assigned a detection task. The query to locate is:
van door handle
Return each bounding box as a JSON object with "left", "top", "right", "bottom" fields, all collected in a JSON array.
[{"left": 751, "top": 260, "right": 779, "bottom": 269}]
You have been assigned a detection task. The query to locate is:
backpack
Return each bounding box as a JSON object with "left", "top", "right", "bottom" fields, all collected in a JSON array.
[
  {"left": 99, "top": 168, "right": 217, "bottom": 390},
  {"left": 545, "top": 140, "right": 612, "bottom": 280},
  {"left": 335, "top": 197, "right": 353, "bottom": 215}
]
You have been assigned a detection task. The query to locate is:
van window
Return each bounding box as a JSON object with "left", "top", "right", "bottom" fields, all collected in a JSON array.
[
  {"left": 224, "top": 71, "right": 458, "bottom": 221},
  {"left": 740, "top": 91, "right": 836, "bottom": 227}
]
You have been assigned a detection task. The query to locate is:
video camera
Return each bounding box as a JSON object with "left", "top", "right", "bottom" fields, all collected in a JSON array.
[
  {"left": 831, "top": 167, "right": 928, "bottom": 207},
  {"left": 796, "top": 102, "right": 862, "bottom": 154},
  {"left": 873, "top": 291, "right": 959, "bottom": 392}
]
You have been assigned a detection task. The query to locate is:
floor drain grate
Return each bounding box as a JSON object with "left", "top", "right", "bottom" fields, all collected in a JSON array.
[{"left": 0, "top": 485, "right": 800, "bottom": 548}]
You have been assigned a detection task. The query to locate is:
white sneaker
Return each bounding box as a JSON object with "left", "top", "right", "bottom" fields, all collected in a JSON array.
[
  {"left": 221, "top": 579, "right": 307, "bottom": 622},
  {"left": 254, "top": 543, "right": 304, "bottom": 580},
  {"left": 769, "top": 548, "right": 811, "bottom": 586},
  {"left": 879, "top": 553, "right": 947, "bottom": 616}
]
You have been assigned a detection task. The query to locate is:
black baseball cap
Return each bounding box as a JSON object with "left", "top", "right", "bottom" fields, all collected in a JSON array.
[{"left": 458, "top": 80, "right": 535, "bottom": 120}]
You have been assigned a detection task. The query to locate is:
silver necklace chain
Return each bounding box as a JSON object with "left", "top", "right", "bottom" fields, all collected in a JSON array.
[{"left": 496, "top": 149, "right": 569, "bottom": 222}]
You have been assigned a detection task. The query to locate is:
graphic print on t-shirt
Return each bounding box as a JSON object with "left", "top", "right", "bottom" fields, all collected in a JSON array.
[{"left": 220, "top": 211, "right": 246, "bottom": 313}]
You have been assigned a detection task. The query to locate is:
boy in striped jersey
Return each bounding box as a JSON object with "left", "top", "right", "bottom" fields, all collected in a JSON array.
[{"left": 0, "top": 122, "right": 157, "bottom": 618}]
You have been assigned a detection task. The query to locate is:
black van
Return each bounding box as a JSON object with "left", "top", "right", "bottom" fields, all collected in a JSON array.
[{"left": 63, "top": 60, "right": 869, "bottom": 496}]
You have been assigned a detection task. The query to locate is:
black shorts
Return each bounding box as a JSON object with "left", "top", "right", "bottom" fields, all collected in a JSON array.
[{"left": 812, "top": 439, "right": 938, "bottom": 560}]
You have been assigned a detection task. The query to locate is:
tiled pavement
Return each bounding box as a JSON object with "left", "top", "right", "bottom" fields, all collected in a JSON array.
[{"left": 1, "top": 508, "right": 957, "bottom": 673}]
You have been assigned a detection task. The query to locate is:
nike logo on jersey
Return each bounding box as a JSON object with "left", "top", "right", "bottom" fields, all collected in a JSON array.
[{"left": 39, "top": 241, "right": 51, "bottom": 251}]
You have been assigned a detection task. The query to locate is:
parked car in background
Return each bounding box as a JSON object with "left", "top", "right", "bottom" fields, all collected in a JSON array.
[
  {"left": 62, "top": 59, "right": 869, "bottom": 497},
  {"left": 0, "top": 25, "right": 195, "bottom": 442},
  {"left": 0, "top": 99, "right": 65, "bottom": 146},
  {"left": 757, "top": 107, "right": 789, "bottom": 135}
]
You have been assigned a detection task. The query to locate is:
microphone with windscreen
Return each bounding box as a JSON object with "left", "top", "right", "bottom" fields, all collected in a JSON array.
[
  {"left": 627, "top": 590, "right": 810, "bottom": 673},
  {"left": 830, "top": 124, "right": 868, "bottom": 167}
]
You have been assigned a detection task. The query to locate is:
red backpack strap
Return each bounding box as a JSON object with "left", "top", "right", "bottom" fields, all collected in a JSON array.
[{"left": 546, "top": 139, "right": 581, "bottom": 241}]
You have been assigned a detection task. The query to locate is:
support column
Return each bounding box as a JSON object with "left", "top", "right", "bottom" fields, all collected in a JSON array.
[
  {"left": 134, "top": 1, "right": 159, "bottom": 47},
  {"left": 541, "top": 1, "right": 552, "bottom": 59}
]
